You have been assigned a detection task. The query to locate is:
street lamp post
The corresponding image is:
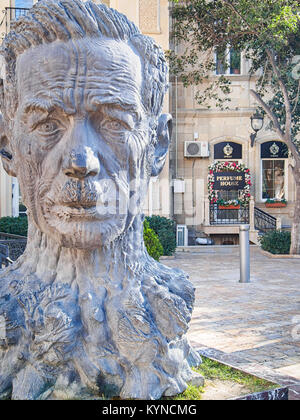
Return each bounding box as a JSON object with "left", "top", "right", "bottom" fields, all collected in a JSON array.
[{"left": 250, "top": 111, "right": 264, "bottom": 147}]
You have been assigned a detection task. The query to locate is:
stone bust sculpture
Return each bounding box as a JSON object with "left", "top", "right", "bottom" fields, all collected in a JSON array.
[{"left": 0, "top": 0, "right": 201, "bottom": 400}]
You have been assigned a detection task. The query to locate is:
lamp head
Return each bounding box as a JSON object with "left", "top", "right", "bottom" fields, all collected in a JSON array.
[{"left": 250, "top": 111, "right": 264, "bottom": 133}]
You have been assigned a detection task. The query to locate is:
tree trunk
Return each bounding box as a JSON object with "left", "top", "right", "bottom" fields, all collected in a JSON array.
[{"left": 290, "top": 173, "right": 300, "bottom": 254}]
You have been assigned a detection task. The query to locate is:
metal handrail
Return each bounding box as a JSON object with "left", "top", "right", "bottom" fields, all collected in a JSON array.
[
  {"left": 0, "top": 243, "right": 12, "bottom": 267},
  {"left": 0, "top": 231, "right": 27, "bottom": 240},
  {"left": 254, "top": 207, "right": 276, "bottom": 233}
]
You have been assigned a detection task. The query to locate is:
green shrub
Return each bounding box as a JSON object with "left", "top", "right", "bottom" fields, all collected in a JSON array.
[
  {"left": 0, "top": 216, "right": 28, "bottom": 237},
  {"left": 259, "top": 230, "right": 291, "bottom": 255},
  {"left": 143, "top": 220, "right": 164, "bottom": 261},
  {"left": 145, "top": 215, "right": 176, "bottom": 256}
]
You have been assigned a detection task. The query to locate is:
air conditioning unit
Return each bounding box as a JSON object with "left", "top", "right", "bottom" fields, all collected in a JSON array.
[
  {"left": 177, "top": 225, "right": 188, "bottom": 247},
  {"left": 184, "top": 141, "right": 209, "bottom": 158}
]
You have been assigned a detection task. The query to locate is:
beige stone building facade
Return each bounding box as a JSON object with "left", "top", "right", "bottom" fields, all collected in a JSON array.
[{"left": 170, "top": 52, "right": 295, "bottom": 245}]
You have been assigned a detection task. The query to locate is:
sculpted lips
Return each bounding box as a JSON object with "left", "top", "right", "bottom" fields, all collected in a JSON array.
[
  {"left": 59, "top": 179, "right": 99, "bottom": 208},
  {"left": 48, "top": 179, "right": 99, "bottom": 219},
  {"left": 47, "top": 179, "right": 117, "bottom": 220}
]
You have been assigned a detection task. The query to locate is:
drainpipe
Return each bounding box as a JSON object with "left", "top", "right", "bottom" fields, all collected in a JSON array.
[
  {"left": 175, "top": 74, "right": 178, "bottom": 179},
  {"left": 170, "top": 1, "right": 178, "bottom": 179}
]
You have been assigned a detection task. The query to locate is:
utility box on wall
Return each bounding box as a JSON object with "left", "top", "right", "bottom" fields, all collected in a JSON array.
[
  {"left": 173, "top": 179, "right": 185, "bottom": 194},
  {"left": 177, "top": 225, "right": 189, "bottom": 247}
]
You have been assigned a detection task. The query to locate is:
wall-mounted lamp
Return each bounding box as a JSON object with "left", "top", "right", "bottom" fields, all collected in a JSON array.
[{"left": 250, "top": 111, "right": 264, "bottom": 147}]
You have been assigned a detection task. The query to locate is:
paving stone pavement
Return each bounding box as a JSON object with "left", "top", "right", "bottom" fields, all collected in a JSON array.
[{"left": 164, "top": 246, "right": 300, "bottom": 399}]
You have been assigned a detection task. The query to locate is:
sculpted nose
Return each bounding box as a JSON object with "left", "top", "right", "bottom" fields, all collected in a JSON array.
[{"left": 63, "top": 150, "right": 100, "bottom": 179}]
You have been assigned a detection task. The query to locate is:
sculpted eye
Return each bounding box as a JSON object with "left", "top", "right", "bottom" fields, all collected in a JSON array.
[
  {"left": 36, "top": 120, "right": 60, "bottom": 135},
  {"left": 103, "top": 120, "right": 123, "bottom": 131}
]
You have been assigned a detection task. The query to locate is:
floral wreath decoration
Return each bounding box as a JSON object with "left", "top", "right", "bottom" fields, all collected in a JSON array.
[{"left": 208, "top": 161, "right": 251, "bottom": 205}]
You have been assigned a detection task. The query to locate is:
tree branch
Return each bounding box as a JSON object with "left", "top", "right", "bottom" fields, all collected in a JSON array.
[
  {"left": 250, "top": 89, "right": 284, "bottom": 136},
  {"left": 249, "top": 89, "right": 300, "bottom": 163},
  {"left": 292, "top": 80, "right": 300, "bottom": 114},
  {"left": 266, "top": 49, "right": 293, "bottom": 141},
  {"left": 220, "top": 0, "right": 250, "bottom": 29}
]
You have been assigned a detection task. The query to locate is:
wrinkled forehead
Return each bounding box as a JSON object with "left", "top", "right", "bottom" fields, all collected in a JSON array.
[{"left": 16, "top": 38, "right": 144, "bottom": 114}]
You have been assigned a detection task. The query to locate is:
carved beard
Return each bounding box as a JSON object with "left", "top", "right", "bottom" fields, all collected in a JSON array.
[{"left": 18, "top": 130, "right": 153, "bottom": 250}]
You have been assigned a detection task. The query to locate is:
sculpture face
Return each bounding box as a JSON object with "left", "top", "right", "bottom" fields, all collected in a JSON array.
[{"left": 12, "top": 38, "right": 155, "bottom": 249}]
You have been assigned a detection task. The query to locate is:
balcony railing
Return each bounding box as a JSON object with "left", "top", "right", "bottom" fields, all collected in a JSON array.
[
  {"left": 2, "top": 7, "right": 30, "bottom": 35},
  {"left": 209, "top": 203, "right": 250, "bottom": 225}
]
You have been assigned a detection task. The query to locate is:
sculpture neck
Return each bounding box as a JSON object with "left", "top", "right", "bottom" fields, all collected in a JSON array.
[{"left": 16, "top": 215, "right": 147, "bottom": 287}]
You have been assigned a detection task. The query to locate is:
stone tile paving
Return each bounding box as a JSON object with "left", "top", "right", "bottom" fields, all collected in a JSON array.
[{"left": 164, "top": 246, "right": 300, "bottom": 399}]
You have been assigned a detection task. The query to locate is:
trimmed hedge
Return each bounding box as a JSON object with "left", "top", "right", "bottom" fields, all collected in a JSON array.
[
  {"left": 145, "top": 215, "right": 176, "bottom": 256},
  {"left": 0, "top": 217, "right": 28, "bottom": 237},
  {"left": 259, "top": 230, "right": 291, "bottom": 255},
  {"left": 143, "top": 220, "right": 164, "bottom": 261}
]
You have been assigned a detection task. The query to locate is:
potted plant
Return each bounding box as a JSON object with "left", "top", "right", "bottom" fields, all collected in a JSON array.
[
  {"left": 218, "top": 199, "right": 241, "bottom": 210},
  {"left": 265, "top": 199, "right": 287, "bottom": 208}
]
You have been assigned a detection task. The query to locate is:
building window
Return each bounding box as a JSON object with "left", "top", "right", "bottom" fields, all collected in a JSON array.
[
  {"left": 262, "top": 160, "right": 285, "bottom": 200},
  {"left": 13, "top": 0, "right": 32, "bottom": 21},
  {"left": 216, "top": 47, "right": 241, "bottom": 75},
  {"left": 15, "top": 0, "right": 33, "bottom": 8},
  {"left": 260, "top": 141, "right": 288, "bottom": 201},
  {"left": 230, "top": 49, "right": 241, "bottom": 74}
]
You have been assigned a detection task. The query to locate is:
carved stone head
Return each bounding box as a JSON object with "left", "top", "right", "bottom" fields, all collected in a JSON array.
[{"left": 0, "top": 0, "right": 171, "bottom": 249}]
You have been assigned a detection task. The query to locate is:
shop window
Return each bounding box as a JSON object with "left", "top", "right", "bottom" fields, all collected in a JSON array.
[
  {"left": 261, "top": 141, "right": 288, "bottom": 201},
  {"left": 262, "top": 160, "right": 285, "bottom": 200},
  {"left": 216, "top": 47, "right": 241, "bottom": 75}
]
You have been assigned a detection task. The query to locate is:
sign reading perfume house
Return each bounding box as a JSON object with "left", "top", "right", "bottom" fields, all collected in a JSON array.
[{"left": 213, "top": 171, "right": 246, "bottom": 190}]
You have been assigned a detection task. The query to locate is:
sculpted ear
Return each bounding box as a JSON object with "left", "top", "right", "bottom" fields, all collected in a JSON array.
[
  {"left": 0, "top": 113, "right": 16, "bottom": 177},
  {"left": 151, "top": 114, "right": 172, "bottom": 177}
]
